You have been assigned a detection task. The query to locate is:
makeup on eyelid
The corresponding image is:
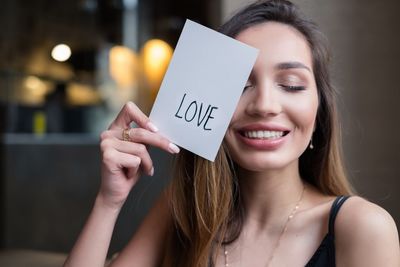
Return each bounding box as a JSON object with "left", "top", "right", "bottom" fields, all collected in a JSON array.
[
  {"left": 277, "top": 73, "right": 308, "bottom": 88},
  {"left": 242, "top": 57, "right": 312, "bottom": 94}
]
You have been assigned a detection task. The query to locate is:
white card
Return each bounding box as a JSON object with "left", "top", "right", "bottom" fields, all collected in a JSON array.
[{"left": 149, "top": 19, "right": 258, "bottom": 161}]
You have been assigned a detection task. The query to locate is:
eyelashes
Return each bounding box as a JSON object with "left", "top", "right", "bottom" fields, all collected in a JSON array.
[
  {"left": 243, "top": 84, "right": 255, "bottom": 91},
  {"left": 243, "top": 83, "right": 306, "bottom": 92},
  {"left": 277, "top": 84, "right": 306, "bottom": 91}
]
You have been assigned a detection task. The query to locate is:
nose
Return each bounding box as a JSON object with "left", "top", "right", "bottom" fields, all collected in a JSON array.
[{"left": 246, "top": 82, "right": 282, "bottom": 117}]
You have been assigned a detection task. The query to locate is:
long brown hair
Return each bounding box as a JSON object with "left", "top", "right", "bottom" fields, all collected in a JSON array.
[{"left": 163, "top": 1, "right": 354, "bottom": 266}]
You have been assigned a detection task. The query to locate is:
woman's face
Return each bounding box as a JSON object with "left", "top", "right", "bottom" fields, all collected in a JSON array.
[{"left": 225, "top": 22, "right": 319, "bottom": 172}]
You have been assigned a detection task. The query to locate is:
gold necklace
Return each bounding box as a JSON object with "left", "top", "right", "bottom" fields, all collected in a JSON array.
[{"left": 223, "top": 184, "right": 306, "bottom": 267}]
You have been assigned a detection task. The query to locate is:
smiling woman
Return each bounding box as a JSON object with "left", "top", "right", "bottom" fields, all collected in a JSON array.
[
  {"left": 63, "top": 1, "right": 400, "bottom": 267},
  {"left": 226, "top": 22, "right": 319, "bottom": 172}
]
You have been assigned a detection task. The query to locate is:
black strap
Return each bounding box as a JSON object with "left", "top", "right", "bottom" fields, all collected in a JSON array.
[{"left": 328, "top": 195, "right": 350, "bottom": 234}]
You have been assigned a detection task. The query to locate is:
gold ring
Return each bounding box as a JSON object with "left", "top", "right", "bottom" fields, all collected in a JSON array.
[{"left": 122, "top": 128, "right": 130, "bottom": 141}]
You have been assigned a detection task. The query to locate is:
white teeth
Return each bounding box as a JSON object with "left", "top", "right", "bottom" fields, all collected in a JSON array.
[{"left": 244, "top": 130, "right": 284, "bottom": 139}]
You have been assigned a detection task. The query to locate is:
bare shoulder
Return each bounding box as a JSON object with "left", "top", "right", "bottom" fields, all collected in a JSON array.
[
  {"left": 335, "top": 196, "right": 400, "bottom": 267},
  {"left": 336, "top": 196, "right": 398, "bottom": 238}
]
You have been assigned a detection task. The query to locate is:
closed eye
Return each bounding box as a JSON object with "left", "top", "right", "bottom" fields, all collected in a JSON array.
[
  {"left": 243, "top": 83, "right": 255, "bottom": 92},
  {"left": 278, "top": 84, "right": 306, "bottom": 91}
]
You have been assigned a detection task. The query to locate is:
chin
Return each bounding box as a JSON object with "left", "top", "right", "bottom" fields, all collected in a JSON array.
[{"left": 229, "top": 151, "right": 295, "bottom": 172}]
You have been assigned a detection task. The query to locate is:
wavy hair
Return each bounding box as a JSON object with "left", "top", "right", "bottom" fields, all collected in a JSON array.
[{"left": 163, "top": 1, "right": 354, "bottom": 266}]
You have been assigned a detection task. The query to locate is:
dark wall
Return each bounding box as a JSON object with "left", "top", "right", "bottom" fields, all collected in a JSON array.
[
  {"left": 296, "top": 0, "right": 400, "bottom": 229},
  {"left": 1, "top": 135, "right": 172, "bottom": 254}
]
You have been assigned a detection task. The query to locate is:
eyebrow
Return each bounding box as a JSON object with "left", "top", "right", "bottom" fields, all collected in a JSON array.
[{"left": 275, "top": 61, "right": 311, "bottom": 72}]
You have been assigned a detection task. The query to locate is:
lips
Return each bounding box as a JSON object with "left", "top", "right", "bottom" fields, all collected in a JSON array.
[{"left": 236, "top": 123, "right": 291, "bottom": 150}]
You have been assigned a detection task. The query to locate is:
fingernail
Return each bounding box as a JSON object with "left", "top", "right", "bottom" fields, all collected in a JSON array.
[
  {"left": 149, "top": 167, "right": 154, "bottom": 176},
  {"left": 169, "top": 143, "right": 180, "bottom": 154},
  {"left": 147, "top": 122, "right": 158, "bottom": 132}
]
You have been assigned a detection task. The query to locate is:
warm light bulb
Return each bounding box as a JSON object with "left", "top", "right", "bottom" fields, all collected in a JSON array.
[
  {"left": 141, "top": 39, "right": 173, "bottom": 96},
  {"left": 25, "top": 76, "right": 47, "bottom": 96},
  {"left": 109, "top": 46, "right": 138, "bottom": 88},
  {"left": 51, "top": 44, "right": 72, "bottom": 62}
]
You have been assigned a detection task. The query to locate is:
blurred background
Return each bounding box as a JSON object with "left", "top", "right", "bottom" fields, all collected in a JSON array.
[{"left": 0, "top": 0, "right": 399, "bottom": 266}]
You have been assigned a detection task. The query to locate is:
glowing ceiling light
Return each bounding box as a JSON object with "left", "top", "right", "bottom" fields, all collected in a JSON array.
[
  {"left": 25, "top": 76, "right": 47, "bottom": 95},
  {"left": 51, "top": 44, "right": 72, "bottom": 62},
  {"left": 109, "top": 45, "right": 138, "bottom": 88},
  {"left": 141, "top": 39, "right": 173, "bottom": 96}
]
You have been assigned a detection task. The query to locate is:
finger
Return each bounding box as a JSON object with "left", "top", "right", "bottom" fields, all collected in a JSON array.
[
  {"left": 118, "top": 152, "right": 141, "bottom": 172},
  {"left": 114, "top": 151, "right": 142, "bottom": 181},
  {"left": 102, "top": 148, "right": 141, "bottom": 175},
  {"left": 108, "top": 102, "right": 158, "bottom": 133},
  {"left": 113, "top": 141, "right": 154, "bottom": 176},
  {"left": 104, "top": 128, "right": 180, "bottom": 154},
  {"left": 128, "top": 128, "right": 180, "bottom": 154}
]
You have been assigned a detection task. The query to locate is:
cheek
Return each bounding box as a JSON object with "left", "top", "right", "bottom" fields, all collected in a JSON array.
[
  {"left": 225, "top": 98, "right": 247, "bottom": 144},
  {"left": 288, "top": 93, "right": 318, "bottom": 129}
]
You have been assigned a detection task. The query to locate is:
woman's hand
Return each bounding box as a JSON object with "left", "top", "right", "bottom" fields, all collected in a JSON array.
[
  {"left": 63, "top": 102, "right": 179, "bottom": 267},
  {"left": 98, "top": 102, "right": 180, "bottom": 209}
]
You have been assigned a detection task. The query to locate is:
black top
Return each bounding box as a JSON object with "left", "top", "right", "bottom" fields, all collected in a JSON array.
[{"left": 305, "top": 195, "right": 350, "bottom": 267}]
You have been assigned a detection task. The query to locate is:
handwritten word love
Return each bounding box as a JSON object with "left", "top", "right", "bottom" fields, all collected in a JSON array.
[{"left": 174, "top": 93, "right": 218, "bottom": 131}]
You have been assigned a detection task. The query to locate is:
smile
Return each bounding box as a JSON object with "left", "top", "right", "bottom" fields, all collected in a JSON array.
[
  {"left": 236, "top": 125, "right": 291, "bottom": 150},
  {"left": 243, "top": 130, "right": 285, "bottom": 139}
]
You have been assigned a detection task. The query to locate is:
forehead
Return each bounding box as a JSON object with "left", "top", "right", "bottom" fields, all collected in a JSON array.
[{"left": 235, "top": 22, "right": 313, "bottom": 70}]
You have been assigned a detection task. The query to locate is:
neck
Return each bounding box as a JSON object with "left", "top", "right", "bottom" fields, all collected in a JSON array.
[{"left": 237, "top": 161, "right": 305, "bottom": 229}]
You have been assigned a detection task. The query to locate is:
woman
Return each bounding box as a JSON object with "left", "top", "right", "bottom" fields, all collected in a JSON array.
[{"left": 64, "top": 0, "right": 400, "bottom": 266}]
